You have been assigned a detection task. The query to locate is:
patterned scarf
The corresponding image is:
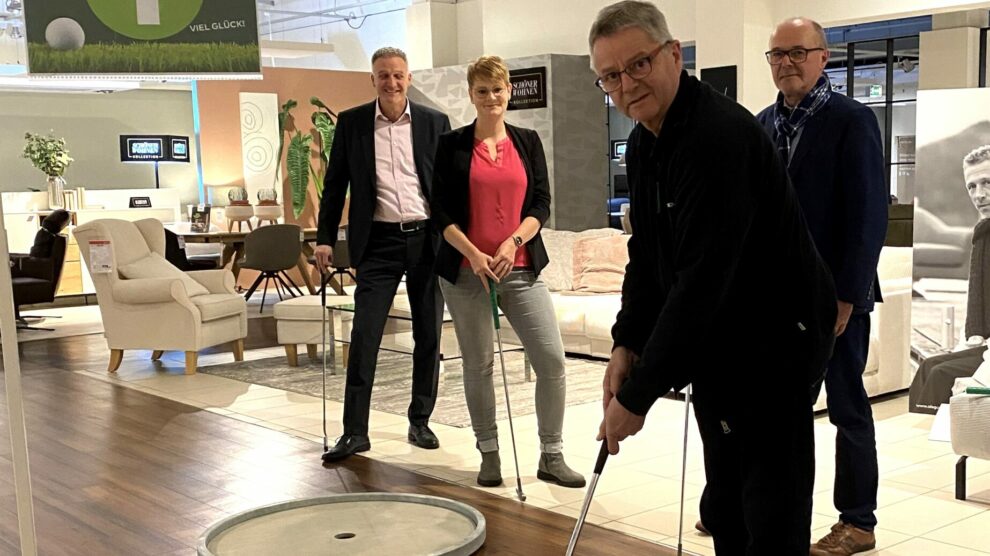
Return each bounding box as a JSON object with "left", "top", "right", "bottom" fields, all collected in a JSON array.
[{"left": 773, "top": 73, "right": 832, "bottom": 164}]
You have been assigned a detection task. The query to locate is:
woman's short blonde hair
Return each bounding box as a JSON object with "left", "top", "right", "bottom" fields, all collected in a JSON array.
[{"left": 467, "top": 55, "right": 510, "bottom": 89}]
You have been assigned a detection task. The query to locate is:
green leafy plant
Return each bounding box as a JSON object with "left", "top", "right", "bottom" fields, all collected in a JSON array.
[
  {"left": 22, "top": 131, "right": 73, "bottom": 177},
  {"left": 286, "top": 131, "right": 313, "bottom": 219},
  {"left": 277, "top": 97, "right": 337, "bottom": 218},
  {"left": 308, "top": 96, "right": 337, "bottom": 200},
  {"left": 273, "top": 98, "right": 298, "bottom": 190}
]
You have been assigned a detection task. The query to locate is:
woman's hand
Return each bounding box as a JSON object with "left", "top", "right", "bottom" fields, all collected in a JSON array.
[
  {"left": 491, "top": 237, "right": 518, "bottom": 280},
  {"left": 468, "top": 250, "right": 499, "bottom": 292}
]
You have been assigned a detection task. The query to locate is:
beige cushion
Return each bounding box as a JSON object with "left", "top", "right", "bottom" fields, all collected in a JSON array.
[
  {"left": 118, "top": 253, "right": 210, "bottom": 297},
  {"left": 274, "top": 295, "right": 354, "bottom": 321},
  {"left": 540, "top": 228, "right": 622, "bottom": 292},
  {"left": 572, "top": 235, "right": 629, "bottom": 293},
  {"left": 190, "top": 293, "right": 248, "bottom": 322}
]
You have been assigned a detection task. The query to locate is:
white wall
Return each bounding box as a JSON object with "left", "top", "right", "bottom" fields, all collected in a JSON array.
[
  {"left": 0, "top": 89, "right": 200, "bottom": 207},
  {"left": 261, "top": 8, "right": 408, "bottom": 71},
  {"left": 772, "top": 0, "right": 990, "bottom": 25},
  {"left": 473, "top": 0, "right": 696, "bottom": 58}
]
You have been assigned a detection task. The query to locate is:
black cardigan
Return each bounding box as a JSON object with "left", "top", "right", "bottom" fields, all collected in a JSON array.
[{"left": 430, "top": 121, "right": 551, "bottom": 284}]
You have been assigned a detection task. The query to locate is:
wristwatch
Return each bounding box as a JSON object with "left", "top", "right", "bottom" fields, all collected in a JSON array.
[{"left": 512, "top": 235, "right": 523, "bottom": 247}]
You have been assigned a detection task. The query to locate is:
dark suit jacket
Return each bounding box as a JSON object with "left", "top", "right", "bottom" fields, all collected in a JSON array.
[
  {"left": 430, "top": 121, "right": 552, "bottom": 284},
  {"left": 317, "top": 99, "right": 452, "bottom": 266},
  {"left": 757, "top": 93, "right": 888, "bottom": 312}
]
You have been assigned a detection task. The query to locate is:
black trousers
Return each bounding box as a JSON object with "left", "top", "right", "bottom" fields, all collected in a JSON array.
[
  {"left": 696, "top": 378, "right": 815, "bottom": 555},
  {"left": 341, "top": 226, "right": 442, "bottom": 436},
  {"left": 821, "top": 313, "right": 878, "bottom": 530}
]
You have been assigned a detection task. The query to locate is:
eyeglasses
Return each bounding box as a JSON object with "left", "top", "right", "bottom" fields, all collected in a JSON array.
[
  {"left": 765, "top": 47, "right": 825, "bottom": 65},
  {"left": 594, "top": 43, "right": 669, "bottom": 93}
]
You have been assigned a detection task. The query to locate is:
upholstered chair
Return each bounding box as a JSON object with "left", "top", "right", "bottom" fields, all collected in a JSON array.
[{"left": 74, "top": 218, "right": 247, "bottom": 374}]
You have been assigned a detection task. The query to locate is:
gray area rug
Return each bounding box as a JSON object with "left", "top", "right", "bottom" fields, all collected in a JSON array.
[{"left": 199, "top": 350, "right": 607, "bottom": 428}]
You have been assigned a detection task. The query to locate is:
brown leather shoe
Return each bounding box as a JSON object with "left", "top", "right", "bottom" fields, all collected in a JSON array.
[{"left": 810, "top": 522, "right": 876, "bottom": 555}]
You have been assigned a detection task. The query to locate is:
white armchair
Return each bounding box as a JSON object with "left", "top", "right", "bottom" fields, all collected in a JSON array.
[{"left": 74, "top": 218, "right": 247, "bottom": 374}]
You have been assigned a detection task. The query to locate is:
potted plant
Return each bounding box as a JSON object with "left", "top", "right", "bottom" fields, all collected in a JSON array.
[
  {"left": 22, "top": 131, "right": 73, "bottom": 209},
  {"left": 276, "top": 97, "right": 337, "bottom": 219}
]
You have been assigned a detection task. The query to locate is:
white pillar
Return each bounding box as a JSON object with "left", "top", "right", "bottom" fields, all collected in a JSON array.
[
  {"left": 405, "top": 0, "right": 459, "bottom": 70},
  {"left": 919, "top": 10, "right": 988, "bottom": 90},
  {"left": 695, "top": 0, "right": 778, "bottom": 114},
  {"left": 0, "top": 196, "right": 39, "bottom": 556}
]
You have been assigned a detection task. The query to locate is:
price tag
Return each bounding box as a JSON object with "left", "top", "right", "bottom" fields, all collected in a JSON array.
[
  {"left": 337, "top": 228, "right": 347, "bottom": 241},
  {"left": 89, "top": 240, "right": 112, "bottom": 274},
  {"left": 300, "top": 230, "right": 305, "bottom": 242},
  {"left": 177, "top": 236, "right": 186, "bottom": 249}
]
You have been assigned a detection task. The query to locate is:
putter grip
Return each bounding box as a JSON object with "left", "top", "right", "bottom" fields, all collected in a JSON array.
[
  {"left": 594, "top": 440, "right": 609, "bottom": 474},
  {"left": 488, "top": 278, "right": 500, "bottom": 330}
]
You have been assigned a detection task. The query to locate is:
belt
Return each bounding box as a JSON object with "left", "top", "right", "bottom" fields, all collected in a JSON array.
[{"left": 372, "top": 219, "right": 429, "bottom": 233}]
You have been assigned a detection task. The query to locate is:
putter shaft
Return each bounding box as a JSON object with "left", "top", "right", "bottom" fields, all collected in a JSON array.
[{"left": 565, "top": 441, "right": 609, "bottom": 556}]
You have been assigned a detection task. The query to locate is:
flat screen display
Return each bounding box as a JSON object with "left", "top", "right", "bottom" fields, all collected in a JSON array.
[{"left": 611, "top": 140, "right": 627, "bottom": 160}]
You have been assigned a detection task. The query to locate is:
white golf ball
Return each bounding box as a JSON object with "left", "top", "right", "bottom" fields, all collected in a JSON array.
[{"left": 45, "top": 18, "right": 86, "bottom": 51}]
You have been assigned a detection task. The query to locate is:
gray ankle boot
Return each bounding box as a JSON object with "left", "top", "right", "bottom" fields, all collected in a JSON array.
[
  {"left": 477, "top": 450, "right": 503, "bottom": 487},
  {"left": 537, "top": 452, "right": 586, "bottom": 488}
]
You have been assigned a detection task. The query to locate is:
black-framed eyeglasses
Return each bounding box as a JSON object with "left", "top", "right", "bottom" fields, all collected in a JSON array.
[
  {"left": 595, "top": 42, "right": 670, "bottom": 93},
  {"left": 765, "top": 47, "right": 825, "bottom": 65}
]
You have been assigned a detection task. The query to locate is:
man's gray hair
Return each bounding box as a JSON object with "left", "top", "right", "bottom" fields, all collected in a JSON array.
[
  {"left": 588, "top": 1, "right": 673, "bottom": 52},
  {"left": 371, "top": 46, "right": 407, "bottom": 65},
  {"left": 964, "top": 145, "right": 990, "bottom": 168}
]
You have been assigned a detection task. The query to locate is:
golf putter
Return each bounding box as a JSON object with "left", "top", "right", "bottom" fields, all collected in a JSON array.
[
  {"left": 321, "top": 266, "right": 329, "bottom": 454},
  {"left": 676, "top": 384, "right": 692, "bottom": 556},
  {"left": 565, "top": 440, "right": 609, "bottom": 556},
  {"left": 488, "top": 278, "right": 525, "bottom": 502}
]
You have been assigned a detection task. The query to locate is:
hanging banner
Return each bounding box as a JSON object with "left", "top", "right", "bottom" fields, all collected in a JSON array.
[{"left": 23, "top": 0, "right": 260, "bottom": 75}]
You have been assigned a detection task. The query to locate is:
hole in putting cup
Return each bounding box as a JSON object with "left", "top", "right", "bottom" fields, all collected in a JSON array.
[{"left": 334, "top": 533, "right": 356, "bottom": 540}]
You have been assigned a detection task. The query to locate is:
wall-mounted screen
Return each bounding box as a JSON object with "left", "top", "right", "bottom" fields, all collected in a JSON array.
[
  {"left": 611, "top": 140, "right": 627, "bottom": 160},
  {"left": 120, "top": 135, "right": 190, "bottom": 163}
]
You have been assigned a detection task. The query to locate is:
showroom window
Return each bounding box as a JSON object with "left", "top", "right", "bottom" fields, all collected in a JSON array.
[
  {"left": 981, "top": 25, "right": 988, "bottom": 87},
  {"left": 825, "top": 16, "right": 931, "bottom": 205}
]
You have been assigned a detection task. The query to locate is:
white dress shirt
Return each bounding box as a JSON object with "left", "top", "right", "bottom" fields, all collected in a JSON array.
[{"left": 373, "top": 99, "right": 430, "bottom": 223}]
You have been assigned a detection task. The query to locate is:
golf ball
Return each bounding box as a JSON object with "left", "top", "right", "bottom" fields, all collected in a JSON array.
[{"left": 45, "top": 18, "right": 86, "bottom": 51}]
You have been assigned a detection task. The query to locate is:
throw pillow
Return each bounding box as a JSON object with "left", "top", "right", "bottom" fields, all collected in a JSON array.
[
  {"left": 118, "top": 253, "right": 210, "bottom": 297},
  {"left": 572, "top": 234, "right": 629, "bottom": 293},
  {"left": 541, "top": 227, "right": 623, "bottom": 291}
]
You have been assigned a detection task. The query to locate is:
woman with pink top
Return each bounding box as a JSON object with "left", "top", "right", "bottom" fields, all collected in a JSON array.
[{"left": 430, "top": 56, "right": 585, "bottom": 489}]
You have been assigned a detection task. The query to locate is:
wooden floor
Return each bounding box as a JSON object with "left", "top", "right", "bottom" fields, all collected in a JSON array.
[{"left": 0, "top": 327, "right": 673, "bottom": 555}]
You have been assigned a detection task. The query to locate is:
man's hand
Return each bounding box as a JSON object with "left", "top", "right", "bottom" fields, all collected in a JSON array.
[
  {"left": 490, "top": 237, "right": 518, "bottom": 280},
  {"left": 597, "top": 397, "right": 645, "bottom": 455},
  {"left": 314, "top": 245, "right": 334, "bottom": 271},
  {"left": 602, "top": 346, "right": 636, "bottom": 413},
  {"left": 835, "top": 300, "right": 853, "bottom": 337}
]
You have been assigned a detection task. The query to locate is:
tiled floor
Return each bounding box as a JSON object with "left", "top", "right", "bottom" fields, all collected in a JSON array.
[{"left": 63, "top": 299, "right": 987, "bottom": 555}]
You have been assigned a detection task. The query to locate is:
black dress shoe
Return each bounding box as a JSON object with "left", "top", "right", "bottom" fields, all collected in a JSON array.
[
  {"left": 321, "top": 434, "right": 370, "bottom": 462},
  {"left": 407, "top": 424, "right": 440, "bottom": 450}
]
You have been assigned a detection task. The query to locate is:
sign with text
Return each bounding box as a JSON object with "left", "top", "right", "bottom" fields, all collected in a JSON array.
[
  {"left": 508, "top": 67, "right": 547, "bottom": 110},
  {"left": 120, "top": 135, "right": 191, "bottom": 163},
  {"left": 24, "top": 0, "right": 260, "bottom": 75}
]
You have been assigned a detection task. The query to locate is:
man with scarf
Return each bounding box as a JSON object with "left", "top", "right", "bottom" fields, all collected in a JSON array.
[
  {"left": 910, "top": 145, "right": 990, "bottom": 414},
  {"left": 756, "top": 17, "right": 888, "bottom": 556}
]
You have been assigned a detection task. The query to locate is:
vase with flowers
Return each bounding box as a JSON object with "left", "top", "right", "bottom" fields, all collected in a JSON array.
[{"left": 22, "top": 131, "right": 73, "bottom": 209}]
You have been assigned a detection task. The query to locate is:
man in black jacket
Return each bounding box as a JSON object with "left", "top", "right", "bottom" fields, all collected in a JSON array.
[
  {"left": 589, "top": 3, "right": 836, "bottom": 553},
  {"left": 315, "top": 47, "right": 451, "bottom": 462},
  {"left": 756, "top": 18, "right": 888, "bottom": 556}
]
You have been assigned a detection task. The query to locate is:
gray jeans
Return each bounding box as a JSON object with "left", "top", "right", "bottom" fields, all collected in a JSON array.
[{"left": 440, "top": 267, "right": 566, "bottom": 454}]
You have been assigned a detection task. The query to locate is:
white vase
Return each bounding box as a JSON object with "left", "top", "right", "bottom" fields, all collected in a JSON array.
[{"left": 47, "top": 175, "right": 65, "bottom": 209}]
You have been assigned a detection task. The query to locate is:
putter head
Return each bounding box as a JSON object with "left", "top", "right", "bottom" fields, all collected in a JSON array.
[{"left": 516, "top": 488, "right": 526, "bottom": 502}]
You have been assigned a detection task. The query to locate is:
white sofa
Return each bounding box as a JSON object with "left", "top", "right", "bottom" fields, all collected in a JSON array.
[{"left": 515, "top": 228, "right": 914, "bottom": 410}]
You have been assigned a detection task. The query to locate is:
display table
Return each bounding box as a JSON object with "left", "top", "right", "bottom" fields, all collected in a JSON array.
[{"left": 179, "top": 228, "right": 326, "bottom": 295}]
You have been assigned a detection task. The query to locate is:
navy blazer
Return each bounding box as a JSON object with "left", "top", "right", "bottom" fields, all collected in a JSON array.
[
  {"left": 317, "top": 99, "right": 452, "bottom": 266},
  {"left": 757, "top": 93, "right": 888, "bottom": 312},
  {"left": 430, "top": 121, "right": 552, "bottom": 284}
]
